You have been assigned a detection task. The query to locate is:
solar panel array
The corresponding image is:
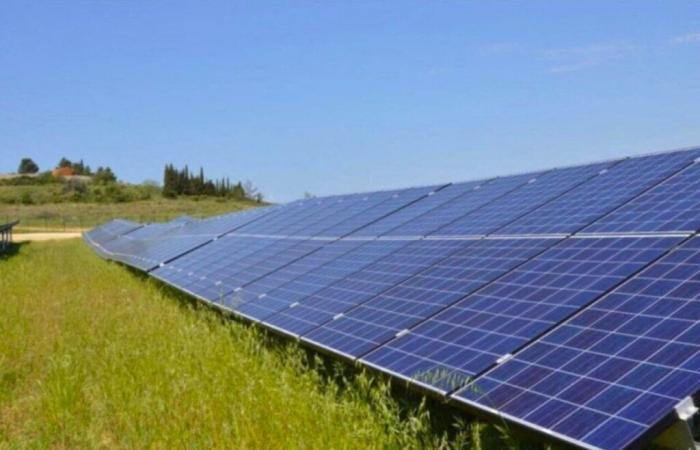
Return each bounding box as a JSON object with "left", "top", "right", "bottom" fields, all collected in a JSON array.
[{"left": 84, "top": 147, "right": 700, "bottom": 450}]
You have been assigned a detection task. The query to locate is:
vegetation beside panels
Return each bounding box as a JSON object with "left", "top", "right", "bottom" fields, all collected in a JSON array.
[
  {"left": 0, "top": 157, "right": 268, "bottom": 231},
  {"left": 0, "top": 239, "right": 530, "bottom": 449}
]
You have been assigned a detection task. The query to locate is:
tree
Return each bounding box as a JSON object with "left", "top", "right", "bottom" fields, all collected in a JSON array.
[
  {"left": 58, "top": 157, "right": 72, "bottom": 168},
  {"left": 94, "top": 166, "right": 117, "bottom": 184},
  {"left": 18, "top": 158, "right": 39, "bottom": 174}
]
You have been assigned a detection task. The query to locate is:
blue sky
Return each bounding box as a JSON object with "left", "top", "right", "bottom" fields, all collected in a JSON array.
[{"left": 1, "top": 1, "right": 699, "bottom": 202}]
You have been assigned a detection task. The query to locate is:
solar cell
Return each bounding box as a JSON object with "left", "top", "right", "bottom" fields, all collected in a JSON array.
[
  {"left": 266, "top": 238, "right": 473, "bottom": 340},
  {"left": 348, "top": 180, "right": 485, "bottom": 238},
  {"left": 151, "top": 235, "right": 287, "bottom": 295},
  {"left": 584, "top": 158, "right": 700, "bottom": 234},
  {"left": 432, "top": 161, "right": 616, "bottom": 237},
  {"left": 312, "top": 237, "right": 559, "bottom": 359},
  {"left": 364, "top": 236, "right": 682, "bottom": 394},
  {"left": 164, "top": 204, "right": 277, "bottom": 238},
  {"left": 83, "top": 219, "right": 143, "bottom": 251},
  {"left": 453, "top": 235, "right": 700, "bottom": 450},
  {"left": 103, "top": 207, "right": 277, "bottom": 270},
  {"left": 381, "top": 172, "right": 540, "bottom": 237},
  {"left": 236, "top": 239, "right": 410, "bottom": 323},
  {"left": 153, "top": 185, "right": 440, "bottom": 300},
  {"left": 499, "top": 148, "right": 700, "bottom": 235},
  {"left": 227, "top": 239, "right": 368, "bottom": 306},
  {"left": 315, "top": 185, "right": 444, "bottom": 237},
  {"left": 232, "top": 196, "right": 350, "bottom": 236},
  {"left": 196, "top": 238, "right": 329, "bottom": 302}
]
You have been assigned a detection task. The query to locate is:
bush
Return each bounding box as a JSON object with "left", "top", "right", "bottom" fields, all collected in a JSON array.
[{"left": 20, "top": 191, "right": 34, "bottom": 205}]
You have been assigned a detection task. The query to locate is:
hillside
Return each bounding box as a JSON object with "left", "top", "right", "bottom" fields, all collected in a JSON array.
[{"left": 0, "top": 166, "right": 265, "bottom": 231}]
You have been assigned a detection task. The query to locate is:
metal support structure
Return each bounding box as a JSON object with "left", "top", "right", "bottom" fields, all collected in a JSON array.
[
  {"left": 0, "top": 220, "right": 19, "bottom": 252},
  {"left": 655, "top": 397, "right": 700, "bottom": 450}
]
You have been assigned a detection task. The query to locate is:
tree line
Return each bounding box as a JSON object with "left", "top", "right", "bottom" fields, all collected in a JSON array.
[
  {"left": 17, "top": 157, "right": 118, "bottom": 183},
  {"left": 162, "top": 164, "right": 263, "bottom": 202}
]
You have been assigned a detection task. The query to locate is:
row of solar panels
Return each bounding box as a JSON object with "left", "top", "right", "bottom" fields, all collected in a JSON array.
[{"left": 84, "top": 147, "right": 700, "bottom": 450}]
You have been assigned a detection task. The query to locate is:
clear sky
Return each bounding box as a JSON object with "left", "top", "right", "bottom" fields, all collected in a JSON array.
[{"left": 2, "top": 1, "right": 699, "bottom": 202}]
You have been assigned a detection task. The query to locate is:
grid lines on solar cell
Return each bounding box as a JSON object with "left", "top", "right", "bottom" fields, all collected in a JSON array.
[
  {"left": 499, "top": 149, "right": 700, "bottom": 235},
  {"left": 84, "top": 219, "right": 142, "bottom": 247},
  {"left": 349, "top": 181, "right": 484, "bottom": 237},
  {"left": 236, "top": 239, "right": 410, "bottom": 323},
  {"left": 323, "top": 237, "right": 560, "bottom": 361},
  {"left": 167, "top": 205, "right": 275, "bottom": 237},
  {"left": 316, "top": 185, "right": 442, "bottom": 237},
  {"left": 364, "top": 236, "right": 681, "bottom": 394},
  {"left": 384, "top": 172, "right": 539, "bottom": 237},
  {"left": 195, "top": 238, "right": 329, "bottom": 301},
  {"left": 584, "top": 160, "right": 700, "bottom": 234},
  {"left": 109, "top": 235, "right": 216, "bottom": 271},
  {"left": 232, "top": 197, "right": 341, "bottom": 235},
  {"left": 151, "top": 236, "right": 284, "bottom": 297},
  {"left": 286, "top": 191, "right": 394, "bottom": 236},
  {"left": 454, "top": 235, "right": 700, "bottom": 450},
  {"left": 434, "top": 161, "right": 614, "bottom": 237},
  {"left": 230, "top": 239, "right": 368, "bottom": 306},
  {"left": 267, "top": 239, "right": 473, "bottom": 339}
]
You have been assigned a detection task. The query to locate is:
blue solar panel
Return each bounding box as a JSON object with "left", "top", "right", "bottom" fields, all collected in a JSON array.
[
  {"left": 315, "top": 185, "right": 443, "bottom": 237},
  {"left": 103, "top": 207, "right": 277, "bottom": 271},
  {"left": 266, "top": 239, "right": 473, "bottom": 340},
  {"left": 499, "top": 149, "right": 700, "bottom": 235},
  {"left": 349, "top": 181, "right": 486, "bottom": 238},
  {"left": 363, "top": 236, "right": 681, "bottom": 394},
  {"left": 84, "top": 219, "right": 142, "bottom": 248},
  {"left": 584, "top": 158, "right": 700, "bottom": 234},
  {"left": 165, "top": 205, "right": 277, "bottom": 238},
  {"left": 151, "top": 235, "right": 290, "bottom": 296},
  {"left": 200, "top": 238, "right": 330, "bottom": 302},
  {"left": 230, "top": 239, "right": 368, "bottom": 307},
  {"left": 313, "top": 237, "right": 559, "bottom": 359},
  {"left": 152, "top": 186, "right": 441, "bottom": 300},
  {"left": 233, "top": 196, "right": 363, "bottom": 236},
  {"left": 236, "top": 239, "right": 411, "bottom": 323},
  {"left": 381, "top": 172, "right": 541, "bottom": 237},
  {"left": 453, "top": 235, "right": 700, "bottom": 450},
  {"left": 282, "top": 191, "right": 394, "bottom": 237},
  {"left": 433, "top": 161, "right": 616, "bottom": 237}
]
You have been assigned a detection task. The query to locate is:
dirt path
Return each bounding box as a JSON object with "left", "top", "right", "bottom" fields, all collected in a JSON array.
[{"left": 13, "top": 232, "right": 82, "bottom": 242}]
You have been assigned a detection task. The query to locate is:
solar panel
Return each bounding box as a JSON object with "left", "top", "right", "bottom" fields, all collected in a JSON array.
[
  {"left": 380, "top": 172, "right": 541, "bottom": 237},
  {"left": 232, "top": 196, "right": 351, "bottom": 236},
  {"left": 584, "top": 158, "right": 700, "bottom": 234},
  {"left": 315, "top": 185, "right": 444, "bottom": 237},
  {"left": 236, "top": 239, "right": 410, "bottom": 323},
  {"left": 453, "top": 235, "right": 700, "bottom": 450},
  {"left": 363, "top": 236, "right": 682, "bottom": 394},
  {"left": 265, "top": 238, "right": 473, "bottom": 340},
  {"left": 152, "top": 185, "right": 440, "bottom": 299},
  {"left": 433, "top": 161, "right": 617, "bottom": 237},
  {"left": 498, "top": 149, "right": 700, "bottom": 235},
  {"left": 230, "top": 239, "right": 369, "bottom": 306},
  {"left": 312, "top": 237, "right": 559, "bottom": 359},
  {"left": 348, "top": 180, "right": 485, "bottom": 238},
  {"left": 164, "top": 205, "right": 277, "bottom": 238},
  {"left": 104, "top": 207, "right": 277, "bottom": 271},
  {"left": 83, "top": 145, "right": 700, "bottom": 449},
  {"left": 83, "top": 219, "right": 142, "bottom": 250},
  {"left": 151, "top": 235, "right": 288, "bottom": 296}
]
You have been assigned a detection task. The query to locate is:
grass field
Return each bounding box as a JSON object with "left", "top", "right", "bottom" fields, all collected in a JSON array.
[
  {"left": 0, "top": 197, "right": 260, "bottom": 232},
  {"left": 0, "top": 239, "right": 538, "bottom": 449}
]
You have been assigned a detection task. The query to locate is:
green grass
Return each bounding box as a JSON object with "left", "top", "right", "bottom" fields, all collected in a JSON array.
[
  {"left": 0, "top": 197, "right": 260, "bottom": 232},
  {"left": 0, "top": 239, "right": 537, "bottom": 449}
]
